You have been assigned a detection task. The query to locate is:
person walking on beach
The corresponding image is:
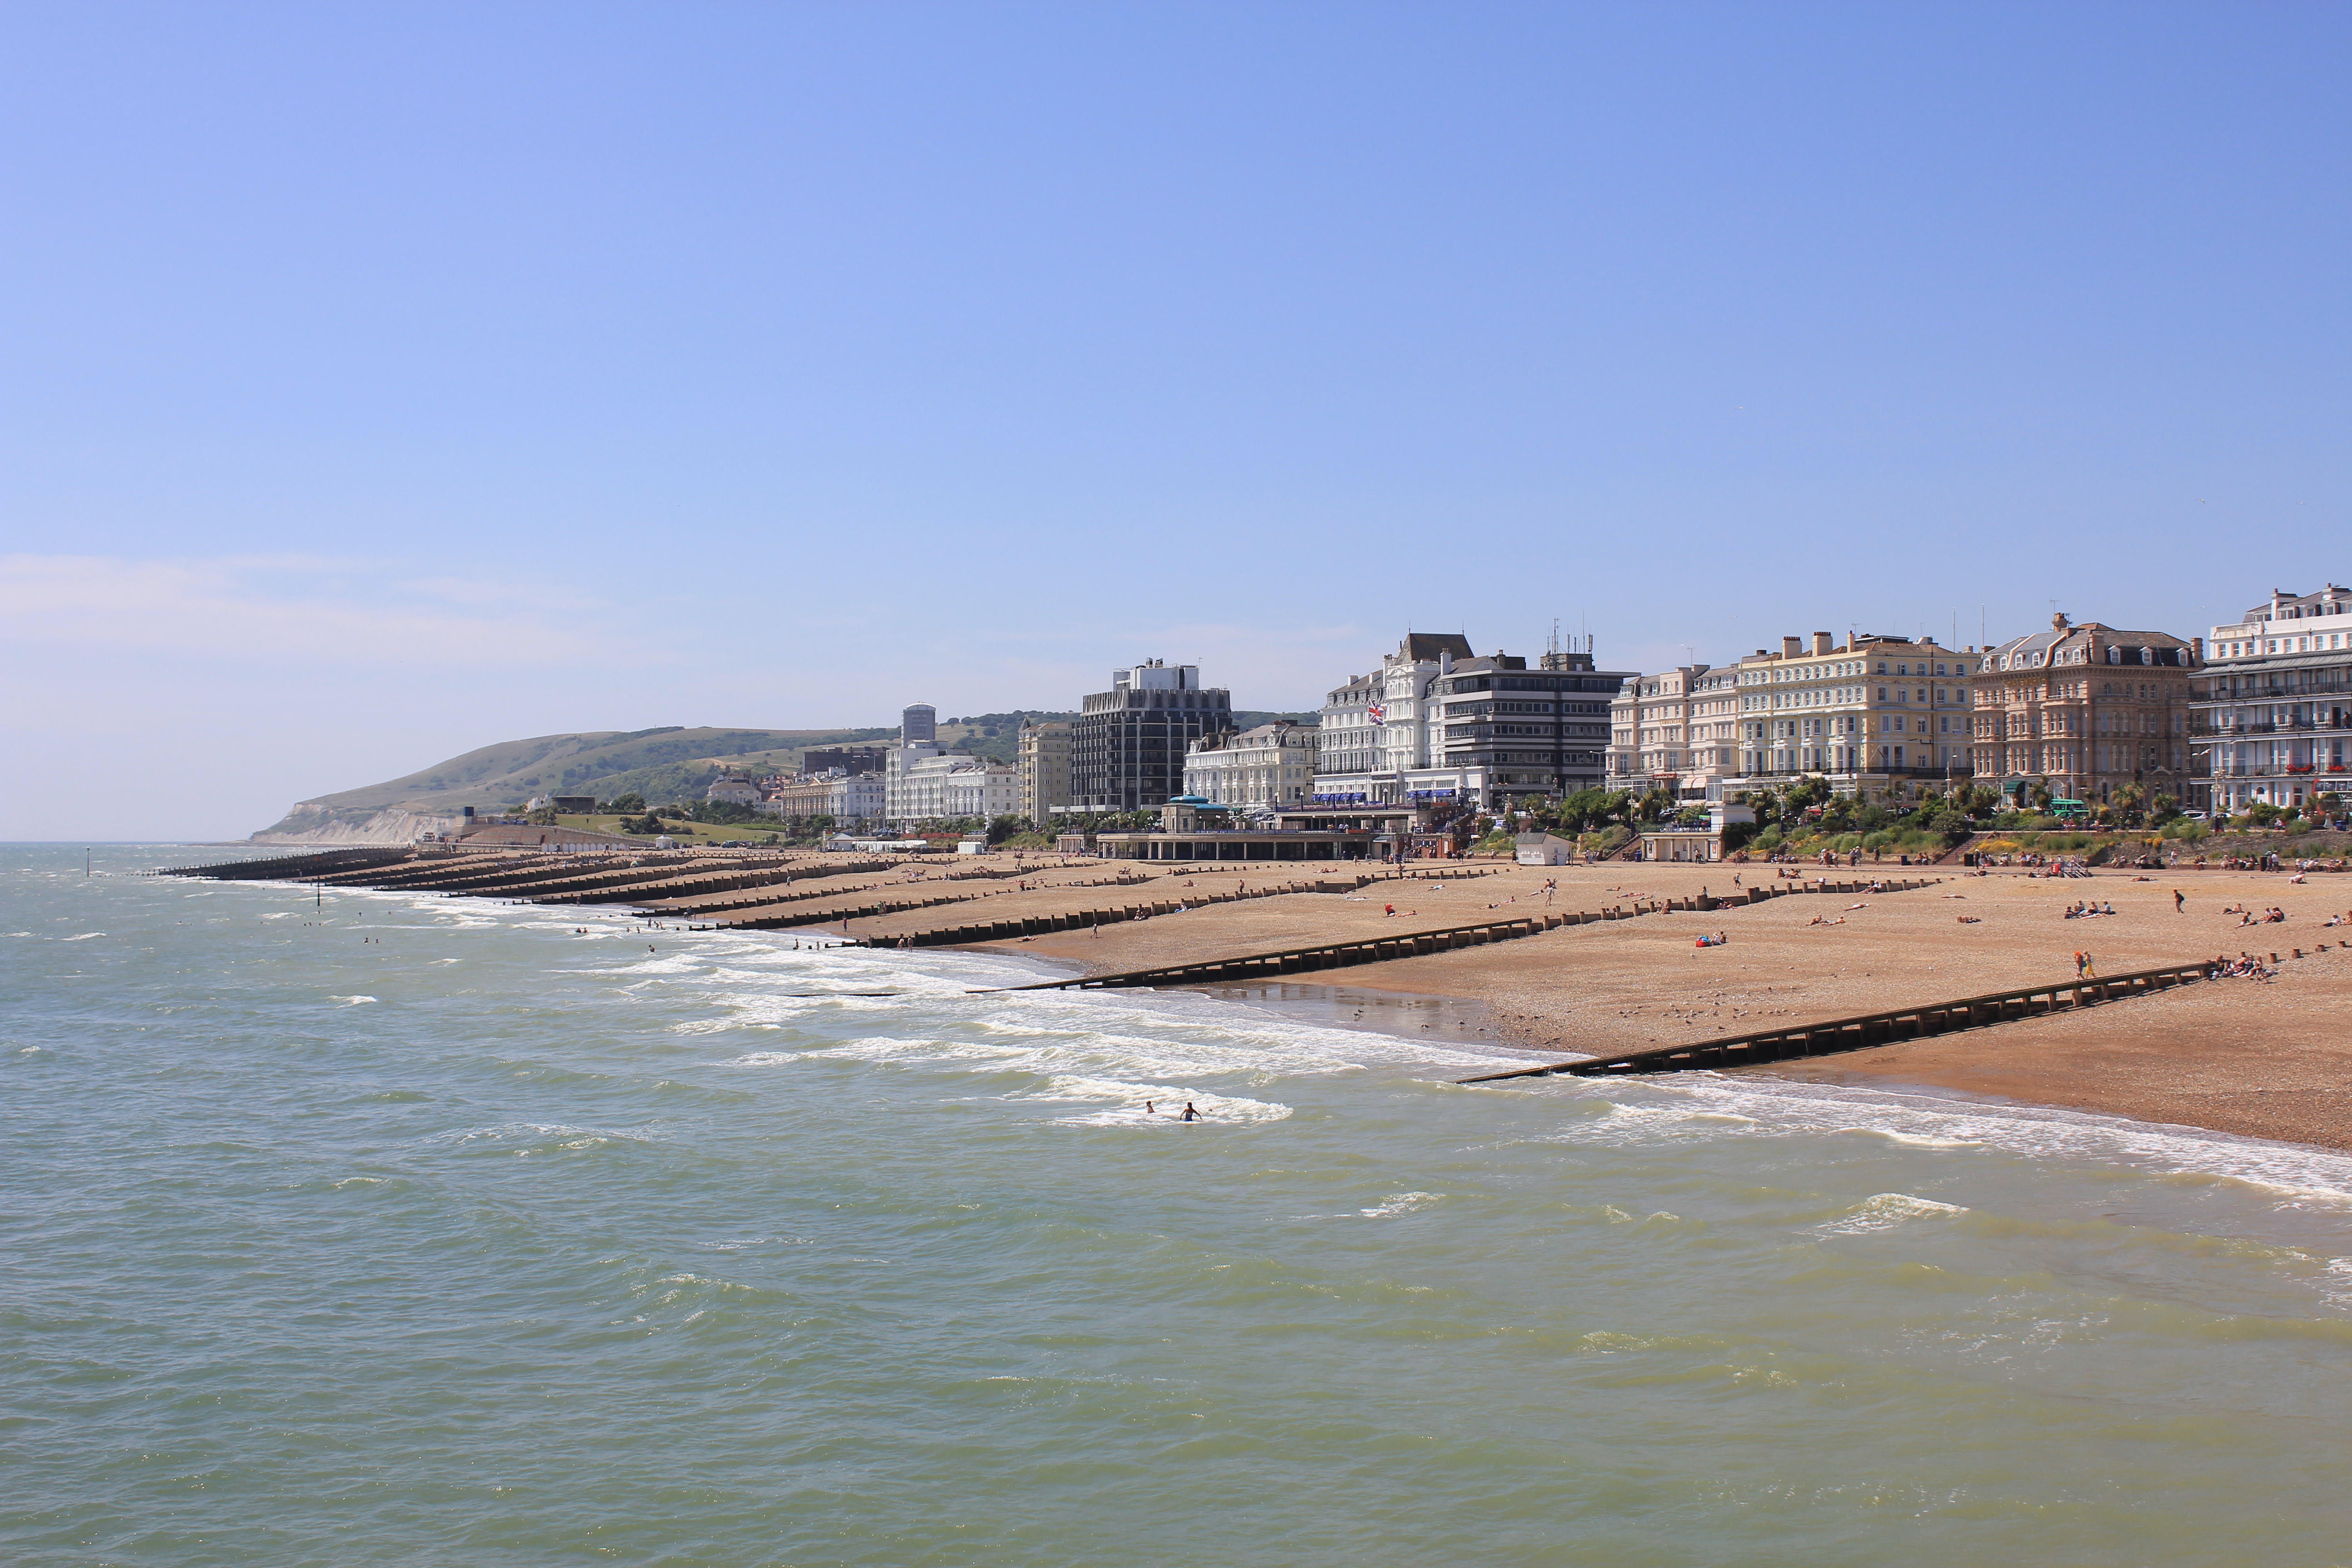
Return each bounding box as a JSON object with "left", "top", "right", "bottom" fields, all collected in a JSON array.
[
  {"left": 2074, "top": 950, "right": 2088, "bottom": 979},
  {"left": 2175, "top": 889, "right": 2185, "bottom": 913}
]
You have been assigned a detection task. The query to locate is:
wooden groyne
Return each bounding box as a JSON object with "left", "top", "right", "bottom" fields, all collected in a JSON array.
[
  {"left": 842, "top": 867, "right": 1511, "bottom": 949},
  {"left": 1454, "top": 955, "right": 2299, "bottom": 1084},
  {"left": 158, "top": 847, "right": 413, "bottom": 881},
  {"left": 975, "top": 877, "right": 1942, "bottom": 993},
  {"left": 695, "top": 871, "right": 1150, "bottom": 925}
]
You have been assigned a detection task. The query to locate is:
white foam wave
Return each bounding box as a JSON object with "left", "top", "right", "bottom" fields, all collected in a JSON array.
[
  {"left": 329, "top": 995, "right": 378, "bottom": 1006},
  {"left": 1048, "top": 1084, "right": 1292, "bottom": 1127},
  {"left": 1357, "top": 1191, "right": 1442, "bottom": 1217},
  {"left": 437, "top": 1121, "right": 654, "bottom": 1152},
  {"left": 801, "top": 1036, "right": 1033, "bottom": 1065},
  {"left": 62, "top": 932, "right": 104, "bottom": 941},
  {"left": 1847, "top": 1128, "right": 1984, "bottom": 1150},
  {"left": 1817, "top": 1192, "right": 1970, "bottom": 1235},
  {"left": 1541, "top": 1075, "right": 2352, "bottom": 1205}
]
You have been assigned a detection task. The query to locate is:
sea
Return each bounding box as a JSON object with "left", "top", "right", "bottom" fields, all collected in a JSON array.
[{"left": 7, "top": 844, "right": 2352, "bottom": 1567}]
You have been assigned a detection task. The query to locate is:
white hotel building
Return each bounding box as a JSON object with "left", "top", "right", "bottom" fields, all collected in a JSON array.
[
  {"left": 1720, "top": 632, "right": 1974, "bottom": 801},
  {"left": 1312, "top": 633, "right": 1493, "bottom": 807},
  {"left": 2191, "top": 584, "right": 2352, "bottom": 814},
  {"left": 1183, "top": 721, "right": 1318, "bottom": 811},
  {"left": 881, "top": 704, "right": 1017, "bottom": 828}
]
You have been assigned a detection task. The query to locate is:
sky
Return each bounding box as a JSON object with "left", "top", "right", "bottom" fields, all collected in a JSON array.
[{"left": 3, "top": 1, "right": 2346, "bottom": 840}]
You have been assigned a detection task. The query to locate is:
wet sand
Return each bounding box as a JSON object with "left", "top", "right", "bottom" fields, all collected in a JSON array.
[{"left": 1760, "top": 952, "right": 2352, "bottom": 1151}]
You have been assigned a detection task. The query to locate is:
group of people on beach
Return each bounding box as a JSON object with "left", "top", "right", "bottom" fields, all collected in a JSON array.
[
  {"left": 2197, "top": 853, "right": 2350, "bottom": 873},
  {"left": 2063, "top": 900, "right": 2117, "bottom": 919}
]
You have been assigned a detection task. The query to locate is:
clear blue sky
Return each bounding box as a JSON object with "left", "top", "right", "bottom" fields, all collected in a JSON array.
[{"left": 4, "top": 2, "right": 2345, "bottom": 839}]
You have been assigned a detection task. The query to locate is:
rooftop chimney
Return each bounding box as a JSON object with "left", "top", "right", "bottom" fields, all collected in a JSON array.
[
  {"left": 1811, "top": 632, "right": 1833, "bottom": 656},
  {"left": 1780, "top": 636, "right": 1802, "bottom": 659}
]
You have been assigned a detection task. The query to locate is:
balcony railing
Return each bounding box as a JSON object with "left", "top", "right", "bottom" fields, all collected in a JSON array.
[
  {"left": 2211, "top": 764, "right": 2350, "bottom": 778},
  {"left": 1740, "top": 764, "right": 1974, "bottom": 781}
]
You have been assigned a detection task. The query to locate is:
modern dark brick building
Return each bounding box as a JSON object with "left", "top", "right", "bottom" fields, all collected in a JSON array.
[{"left": 1071, "top": 660, "right": 1232, "bottom": 812}]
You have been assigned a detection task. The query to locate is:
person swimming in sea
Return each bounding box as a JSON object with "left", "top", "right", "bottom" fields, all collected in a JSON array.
[{"left": 1181, "top": 1102, "right": 1200, "bottom": 1121}]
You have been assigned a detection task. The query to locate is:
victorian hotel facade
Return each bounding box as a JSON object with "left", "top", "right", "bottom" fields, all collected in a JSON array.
[
  {"left": 2193, "top": 585, "right": 2352, "bottom": 814},
  {"left": 1612, "top": 632, "right": 1975, "bottom": 803},
  {"left": 1971, "top": 613, "right": 2200, "bottom": 810}
]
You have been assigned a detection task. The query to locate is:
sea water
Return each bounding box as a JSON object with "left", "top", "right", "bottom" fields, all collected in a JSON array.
[{"left": 6, "top": 845, "right": 2352, "bottom": 1567}]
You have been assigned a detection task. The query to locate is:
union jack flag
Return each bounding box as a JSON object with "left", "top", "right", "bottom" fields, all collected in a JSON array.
[{"left": 1368, "top": 700, "right": 1385, "bottom": 726}]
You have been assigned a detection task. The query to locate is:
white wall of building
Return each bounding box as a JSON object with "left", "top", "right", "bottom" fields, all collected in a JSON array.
[
  {"left": 885, "top": 743, "right": 1019, "bottom": 826},
  {"left": 1183, "top": 723, "right": 1318, "bottom": 808}
]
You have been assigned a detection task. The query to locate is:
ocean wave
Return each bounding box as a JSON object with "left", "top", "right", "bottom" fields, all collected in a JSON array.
[
  {"left": 436, "top": 1121, "right": 658, "bottom": 1156},
  {"left": 329, "top": 995, "right": 378, "bottom": 1006},
  {"left": 1843, "top": 1127, "right": 1985, "bottom": 1150},
  {"left": 1816, "top": 1192, "right": 1970, "bottom": 1235},
  {"left": 1048, "top": 1088, "right": 1292, "bottom": 1127},
  {"left": 1357, "top": 1191, "right": 1442, "bottom": 1218},
  {"left": 1529, "top": 1076, "right": 2352, "bottom": 1204}
]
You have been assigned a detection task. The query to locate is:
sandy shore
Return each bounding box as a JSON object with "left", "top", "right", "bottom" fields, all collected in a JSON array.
[
  {"left": 922, "top": 852, "right": 2352, "bottom": 1150},
  {"left": 1758, "top": 954, "right": 2352, "bottom": 1151}
]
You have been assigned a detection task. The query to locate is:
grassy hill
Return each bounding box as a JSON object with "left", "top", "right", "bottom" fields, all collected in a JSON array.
[
  {"left": 252, "top": 725, "right": 894, "bottom": 838},
  {"left": 254, "top": 710, "right": 1326, "bottom": 838}
]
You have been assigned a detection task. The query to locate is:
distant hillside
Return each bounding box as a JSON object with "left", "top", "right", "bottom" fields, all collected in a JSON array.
[
  {"left": 251, "top": 725, "right": 893, "bottom": 840},
  {"left": 254, "top": 710, "right": 1327, "bottom": 841}
]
